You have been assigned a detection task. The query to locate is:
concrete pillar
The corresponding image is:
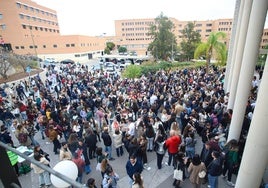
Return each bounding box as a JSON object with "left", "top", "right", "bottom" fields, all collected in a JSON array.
[
  {"left": 226, "top": 0, "right": 244, "bottom": 93},
  {"left": 236, "top": 19, "right": 268, "bottom": 188},
  {"left": 224, "top": 0, "right": 241, "bottom": 92},
  {"left": 227, "top": 0, "right": 267, "bottom": 142},
  {"left": 227, "top": 0, "right": 253, "bottom": 110}
]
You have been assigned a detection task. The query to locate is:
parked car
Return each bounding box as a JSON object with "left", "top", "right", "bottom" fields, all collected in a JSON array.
[
  {"left": 60, "top": 59, "right": 75, "bottom": 65},
  {"left": 43, "top": 58, "right": 57, "bottom": 68}
]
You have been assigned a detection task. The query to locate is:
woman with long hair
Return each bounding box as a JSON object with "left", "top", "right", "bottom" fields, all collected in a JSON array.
[
  {"left": 222, "top": 139, "right": 239, "bottom": 187},
  {"left": 132, "top": 172, "right": 144, "bottom": 188},
  {"left": 188, "top": 154, "right": 206, "bottom": 188}
]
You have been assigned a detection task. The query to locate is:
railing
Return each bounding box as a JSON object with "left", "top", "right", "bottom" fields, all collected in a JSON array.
[{"left": 0, "top": 142, "right": 86, "bottom": 188}]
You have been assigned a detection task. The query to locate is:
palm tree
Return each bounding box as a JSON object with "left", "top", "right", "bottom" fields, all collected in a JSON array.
[{"left": 194, "top": 32, "right": 227, "bottom": 73}]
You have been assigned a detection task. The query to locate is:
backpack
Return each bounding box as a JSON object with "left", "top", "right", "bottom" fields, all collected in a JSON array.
[{"left": 18, "top": 132, "right": 28, "bottom": 143}]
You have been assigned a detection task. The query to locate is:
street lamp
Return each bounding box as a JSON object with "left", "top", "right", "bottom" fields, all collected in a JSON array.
[{"left": 28, "top": 24, "right": 38, "bottom": 57}]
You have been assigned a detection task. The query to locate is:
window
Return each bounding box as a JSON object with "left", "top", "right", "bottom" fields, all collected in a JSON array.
[
  {"left": 30, "top": 7, "right": 34, "bottom": 12},
  {"left": 35, "top": 27, "right": 38, "bottom": 30},
  {"left": 15, "top": 46, "right": 19, "bottom": 49},
  {"left": 53, "top": 44, "right": 57, "bottom": 48},
  {"left": 22, "top": 25, "right": 26, "bottom": 29},
  {"left": 43, "top": 45, "right": 46, "bottom": 48},
  {"left": 26, "top": 15, "right": 30, "bottom": 20},
  {"left": 66, "top": 44, "right": 70, "bottom": 47},
  {"left": 29, "top": 26, "right": 32, "bottom": 30},
  {"left": 29, "top": 45, "right": 33, "bottom": 49},
  {"left": 45, "top": 28, "right": 48, "bottom": 31},
  {"left": 196, "top": 24, "right": 202, "bottom": 27},
  {"left": 35, "top": 9, "right": 40, "bottom": 13},
  {"left": 206, "top": 23, "right": 212, "bottom": 27},
  {"left": 16, "top": 3, "right": 21, "bottom": 8},
  {"left": 40, "top": 27, "right": 43, "bottom": 31},
  {"left": 49, "top": 29, "right": 52, "bottom": 32},
  {"left": 20, "top": 46, "right": 24, "bottom": 49},
  {"left": 23, "top": 5, "right": 28, "bottom": 10},
  {"left": 206, "top": 29, "right": 212, "bottom": 32},
  {"left": 32, "top": 17, "right": 36, "bottom": 21},
  {"left": 19, "top": 14, "right": 24, "bottom": 19},
  {"left": 71, "top": 44, "right": 75, "bottom": 47},
  {"left": 0, "top": 13, "right": 3, "bottom": 19},
  {"left": 0, "top": 24, "right": 6, "bottom": 30}
]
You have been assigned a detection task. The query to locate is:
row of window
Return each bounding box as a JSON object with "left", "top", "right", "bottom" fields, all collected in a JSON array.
[
  {"left": 218, "top": 28, "right": 232, "bottom": 31},
  {"left": 22, "top": 24, "right": 59, "bottom": 33},
  {"left": 122, "top": 27, "right": 150, "bottom": 31},
  {"left": 125, "top": 38, "right": 152, "bottom": 41},
  {"left": 19, "top": 14, "right": 58, "bottom": 26},
  {"left": 196, "top": 23, "right": 212, "bottom": 27},
  {"left": 263, "top": 32, "right": 268, "bottom": 36},
  {"left": 16, "top": 2, "right": 57, "bottom": 18},
  {"left": 121, "top": 21, "right": 154, "bottom": 26},
  {"left": 219, "top": 21, "right": 232, "bottom": 25},
  {"left": 14, "top": 43, "right": 99, "bottom": 50}
]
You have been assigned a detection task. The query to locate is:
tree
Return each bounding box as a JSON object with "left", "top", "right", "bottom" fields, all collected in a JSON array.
[
  {"left": 118, "top": 46, "right": 127, "bottom": 53},
  {"left": 147, "top": 13, "right": 177, "bottom": 61},
  {"left": 0, "top": 47, "right": 15, "bottom": 79},
  {"left": 104, "top": 42, "right": 115, "bottom": 55},
  {"left": 194, "top": 32, "right": 227, "bottom": 73},
  {"left": 122, "top": 64, "right": 142, "bottom": 78},
  {"left": 180, "top": 22, "right": 201, "bottom": 61}
]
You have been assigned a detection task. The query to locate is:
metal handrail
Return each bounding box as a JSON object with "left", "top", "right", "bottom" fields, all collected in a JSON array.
[{"left": 0, "top": 142, "right": 86, "bottom": 188}]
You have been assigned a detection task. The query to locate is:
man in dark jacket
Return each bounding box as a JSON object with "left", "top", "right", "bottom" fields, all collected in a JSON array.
[
  {"left": 85, "top": 129, "right": 97, "bottom": 159},
  {"left": 126, "top": 155, "right": 143, "bottom": 186},
  {"left": 207, "top": 151, "right": 223, "bottom": 188},
  {"left": 101, "top": 127, "right": 114, "bottom": 160}
]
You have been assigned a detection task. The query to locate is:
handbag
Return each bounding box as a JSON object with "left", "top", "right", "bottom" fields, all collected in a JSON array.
[
  {"left": 198, "top": 170, "right": 206, "bottom": 178},
  {"left": 96, "top": 162, "right": 101, "bottom": 171},
  {"left": 173, "top": 169, "right": 183, "bottom": 180}
]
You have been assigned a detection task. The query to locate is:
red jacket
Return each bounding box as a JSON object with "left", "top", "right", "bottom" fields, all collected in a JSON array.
[{"left": 165, "top": 135, "right": 181, "bottom": 154}]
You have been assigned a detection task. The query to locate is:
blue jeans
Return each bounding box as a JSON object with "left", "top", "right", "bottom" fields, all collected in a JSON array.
[
  {"left": 147, "top": 137, "right": 154, "bottom": 150},
  {"left": 208, "top": 174, "right": 218, "bottom": 188},
  {"left": 105, "top": 145, "right": 113, "bottom": 159},
  {"left": 39, "top": 171, "right": 51, "bottom": 186},
  {"left": 186, "top": 147, "right": 195, "bottom": 159}
]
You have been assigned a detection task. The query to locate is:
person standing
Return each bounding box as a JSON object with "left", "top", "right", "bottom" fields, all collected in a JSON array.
[
  {"left": 59, "top": 142, "right": 72, "bottom": 161},
  {"left": 222, "top": 139, "right": 239, "bottom": 187},
  {"left": 165, "top": 130, "right": 182, "bottom": 168},
  {"left": 101, "top": 126, "right": 115, "bottom": 160},
  {"left": 72, "top": 150, "right": 86, "bottom": 184},
  {"left": 154, "top": 134, "right": 166, "bottom": 169},
  {"left": 145, "top": 123, "right": 155, "bottom": 152},
  {"left": 126, "top": 155, "right": 143, "bottom": 186},
  {"left": 207, "top": 151, "right": 223, "bottom": 188},
  {"left": 113, "top": 127, "right": 124, "bottom": 157},
  {"left": 85, "top": 128, "right": 98, "bottom": 159},
  {"left": 102, "top": 166, "right": 119, "bottom": 188},
  {"left": 31, "top": 153, "right": 51, "bottom": 188},
  {"left": 48, "top": 125, "right": 61, "bottom": 154},
  {"left": 188, "top": 154, "right": 207, "bottom": 188}
]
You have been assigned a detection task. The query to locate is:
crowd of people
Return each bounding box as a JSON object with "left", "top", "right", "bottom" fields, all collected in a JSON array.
[{"left": 0, "top": 62, "right": 260, "bottom": 188}]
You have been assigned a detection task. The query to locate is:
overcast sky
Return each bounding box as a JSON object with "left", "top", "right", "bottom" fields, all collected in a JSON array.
[{"left": 33, "top": 0, "right": 267, "bottom": 36}]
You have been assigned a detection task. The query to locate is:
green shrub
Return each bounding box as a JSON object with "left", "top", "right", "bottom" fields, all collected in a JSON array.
[{"left": 121, "top": 65, "right": 142, "bottom": 78}]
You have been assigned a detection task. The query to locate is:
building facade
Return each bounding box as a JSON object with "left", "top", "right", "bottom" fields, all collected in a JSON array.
[
  {"left": 114, "top": 18, "right": 267, "bottom": 55},
  {"left": 0, "top": 0, "right": 106, "bottom": 62}
]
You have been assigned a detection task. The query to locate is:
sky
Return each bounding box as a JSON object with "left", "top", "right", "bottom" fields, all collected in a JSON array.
[{"left": 32, "top": 0, "right": 267, "bottom": 36}]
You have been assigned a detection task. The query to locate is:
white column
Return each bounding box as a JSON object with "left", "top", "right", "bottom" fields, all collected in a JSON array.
[
  {"left": 226, "top": 0, "right": 244, "bottom": 93},
  {"left": 227, "top": 0, "right": 253, "bottom": 110},
  {"left": 224, "top": 0, "right": 241, "bottom": 92},
  {"left": 236, "top": 19, "right": 268, "bottom": 188},
  {"left": 228, "top": 0, "right": 267, "bottom": 142}
]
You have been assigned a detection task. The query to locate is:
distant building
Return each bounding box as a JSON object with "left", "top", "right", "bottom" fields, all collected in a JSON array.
[
  {"left": 0, "top": 0, "right": 106, "bottom": 62},
  {"left": 114, "top": 18, "right": 268, "bottom": 55}
]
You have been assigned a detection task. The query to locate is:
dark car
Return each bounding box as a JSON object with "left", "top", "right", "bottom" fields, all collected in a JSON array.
[{"left": 60, "top": 59, "right": 75, "bottom": 65}]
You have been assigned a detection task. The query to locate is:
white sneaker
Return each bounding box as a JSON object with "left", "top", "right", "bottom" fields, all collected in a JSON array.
[{"left": 227, "top": 181, "right": 235, "bottom": 187}]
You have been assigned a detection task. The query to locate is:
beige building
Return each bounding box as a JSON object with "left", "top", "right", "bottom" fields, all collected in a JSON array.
[
  {"left": 0, "top": 0, "right": 106, "bottom": 62},
  {"left": 114, "top": 18, "right": 267, "bottom": 55}
]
